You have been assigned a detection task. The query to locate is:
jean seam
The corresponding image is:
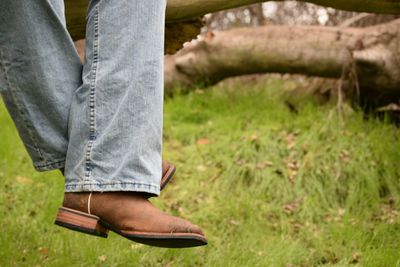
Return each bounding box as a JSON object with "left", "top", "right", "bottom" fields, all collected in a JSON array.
[
  {"left": 85, "top": 4, "right": 100, "bottom": 180},
  {"left": 65, "top": 181, "right": 160, "bottom": 193},
  {"left": 34, "top": 159, "right": 65, "bottom": 171},
  {"left": 66, "top": 181, "right": 159, "bottom": 187},
  {"left": 5, "top": 90, "right": 47, "bottom": 162},
  {"left": 0, "top": 49, "right": 9, "bottom": 92}
]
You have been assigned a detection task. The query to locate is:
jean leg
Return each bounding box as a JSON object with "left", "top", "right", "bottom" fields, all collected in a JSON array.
[
  {"left": 0, "top": 0, "right": 82, "bottom": 171},
  {"left": 64, "top": 0, "right": 166, "bottom": 194}
]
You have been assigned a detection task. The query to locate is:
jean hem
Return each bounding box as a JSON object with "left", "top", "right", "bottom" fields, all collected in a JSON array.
[
  {"left": 65, "top": 181, "right": 160, "bottom": 195},
  {"left": 34, "top": 159, "right": 65, "bottom": 172}
]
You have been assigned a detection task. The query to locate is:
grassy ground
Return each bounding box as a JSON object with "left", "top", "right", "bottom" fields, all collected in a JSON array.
[{"left": 0, "top": 80, "right": 399, "bottom": 267}]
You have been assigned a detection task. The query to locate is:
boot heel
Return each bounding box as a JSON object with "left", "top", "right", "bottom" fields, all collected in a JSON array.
[{"left": 55, "top": 207, "right": 109, "bottom": 238}]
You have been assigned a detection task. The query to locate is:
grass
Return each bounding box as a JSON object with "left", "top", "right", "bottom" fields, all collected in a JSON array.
[{"left": 0, "top": 79, "right": 399, "bottom": 266}]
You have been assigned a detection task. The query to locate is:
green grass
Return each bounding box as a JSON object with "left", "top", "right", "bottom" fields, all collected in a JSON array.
[{"left": 1, "top": 80, "right": 399, "bottom": 266}]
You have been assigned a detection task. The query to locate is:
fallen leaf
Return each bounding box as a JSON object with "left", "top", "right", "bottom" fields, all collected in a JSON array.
[
  {"left": 131, "top": 244, "right": 143, "bottom": 249},
  {"left": 337, "top": 208, "right": 345, "bottom": 217},
  {"left": 98, "top": 255, "right": 107, "bottom": 262},
  {"left": 164, "top": 261, "right": 175, "bottom": 267},
  {"left": 169, "top": 139, "right": 182, "bottom": 149},
  {"left": 339, "top": 150, "right": 350, "bottom": 162},
  {"left": 292, "top": 222, "right": 302, "bottom": 232},
  {"left": 209, "top": 174, "right": 220, "bottom": 182},
  {"left": 196, "top": 165, "right": 207, "bottom": 172},
  {"left": 255, "top": 163, "right": 265, "bottom": 169},
  {"left": 285, "top": 160, "right": 300, "bottom": 183},
  {"left": 283, "top": 198, "right": 303, "bottom": 214},
  {"left": 350, "top": 253, "right": 362, "bottom": 264},
  {"left": 284, "top": 203, "right": 298, "bottom": 214},
  {"left": 228, "top": 219, "right": 240, "bottom": 226},
  {"left": 255, "top": 161, "right": 274, "bottom": 170},
  {"left": 16, "top": 176, "right": 33, "bottom": 185},
  {"left": 288, "top": 170, "right": 298, "bottom": 183},
  {"left": 286, "top": 161, "right": 299, "bottom": 171},
  {"left": 264, "top": 161, "right": 274, "bottom": 167},
  {"left": 286, "top": 133, "right": 296, "bottom": 150},
  {"left": 197, "top": 138, "right": 210, "bottom": 145},
  {"left": 235, "top": 159, "right": 244, "bottom": 166},
  {"left": 38, "top": 247, "right": 49, "bottom": 260}
]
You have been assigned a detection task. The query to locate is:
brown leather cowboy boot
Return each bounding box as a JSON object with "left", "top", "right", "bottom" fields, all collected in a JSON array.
[
  {"left": 55, "top": 192, "right": 207, "bottom": 248},
  {"left": 160, "top": 161, "right": 175, "bottom": 190}
]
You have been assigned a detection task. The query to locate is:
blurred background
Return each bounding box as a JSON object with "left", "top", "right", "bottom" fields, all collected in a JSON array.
[
  {"left": 163, "top": 2, "right": 400, "bottom": 111},
  {"left": 202, "top": 2, "right": 399, "bottom": 30}
]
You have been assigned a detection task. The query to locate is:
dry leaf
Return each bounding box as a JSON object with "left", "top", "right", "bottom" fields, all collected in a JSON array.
[
  {"left": 16, "top": 176, "right": 32, "bottom": 185},
  {"left": 196, "top": 165, "right": 207, "bottom": 172},
  {"left": 256, "top": 161, "right": 274, "bottom": 170},
  {"left": 228, "top": 219, "right": 240, "bottom": 226},
  {"left": 255, "top": 163, "right": 265, "bottom": 169},
  {"left": 286, "top": 161, "right": 299, "bottom": 171},
  {"left": 131, "top": 244, "right": 143, "bottom": 249},
  {"left": 350, "top": 253, "right": 361, "bottom": 264},
  {"left": 235, "top": 159, "right": 244, "bottom": 166},
  {"left": 283, "top": 198, "right": 303, "bottom": 214},
  {"left": 264, "top": 161, "right": 274, "bottom": 167},
  {"left": 339, "top": 150, "right": 350, "bottom": 162},
  {"left": 197, "top": 138, "right": 210, "bottom": 145},
  {"left": 38, "top": 247, "right": 49, "bottom": 260},
  {"left": 286, "top": 133, "right": 296, "bottom": 150},
  {"left": 337, "top": 208, "right": 345, "bottom": 217}
]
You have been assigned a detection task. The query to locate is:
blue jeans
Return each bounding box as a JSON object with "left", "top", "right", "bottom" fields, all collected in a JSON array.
[{"left": 0, "top": 0, "right": 166, "bottom": 195}]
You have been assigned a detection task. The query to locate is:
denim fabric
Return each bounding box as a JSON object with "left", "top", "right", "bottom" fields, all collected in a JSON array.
[
  {"left": 0, "top": 0, "right": 165, "bottom": 195},
  {"left": 0, "top": 0, "right": 82, "bottom": 170}
]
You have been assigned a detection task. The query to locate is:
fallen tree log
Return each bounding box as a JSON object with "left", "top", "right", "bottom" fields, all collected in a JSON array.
[
  {"left": 65, "top": 0, "right": 400, "bottom": 53},
  {"left": 164, "top": 19, "right": 400, "bottom": 103}
]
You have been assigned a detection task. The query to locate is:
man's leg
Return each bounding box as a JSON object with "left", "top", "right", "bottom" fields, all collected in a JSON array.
[
  {"left": 0, "top": 0, "right": 82, "bottom": 171},
  {"left": 64, "top": 0, "right": 165, "bottom": 195},
  {"left": 60, "top": 0, "right": 207, "bottom": 247}
]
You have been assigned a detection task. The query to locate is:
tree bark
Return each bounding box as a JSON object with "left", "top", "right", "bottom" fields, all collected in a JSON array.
[{"left": 164, "top": 19, "right": 400, "bottom": 102}]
